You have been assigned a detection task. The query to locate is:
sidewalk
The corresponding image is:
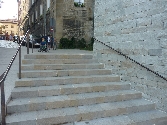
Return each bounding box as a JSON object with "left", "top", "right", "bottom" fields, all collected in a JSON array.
[
  {"left": 0, "top": 46, "right": 27, "bottom": 104},
  {"left": 0, "top": 47, "right": 93, "bottom": 105}
]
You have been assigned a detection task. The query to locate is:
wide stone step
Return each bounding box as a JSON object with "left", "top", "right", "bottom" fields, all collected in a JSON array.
[
  {"left": 15, "top": 75, "right": 120, "bottom": 87},
  {"left": 7, "top": 90, "right": 142, "bottom": 114},
  {"left": 24, "top": 54, "right": 93, "bottom": 59},
  {"left": 74, "top": 110, "right": 167, "bottom": 125},
  {"left": 6, "top": 99, "right": 155, "bottom": 125},
  {"left": 22, "top": 59, "right": 98, "bottom": 64},
  {"left": 11, "top": 82, "right": 131, "bottom": 99},
  {"left": 19, "top": 69, "right": 112, "bottom": 78},
  {"left": 21, "top": 63, "right": 104, "bottom": 70}
]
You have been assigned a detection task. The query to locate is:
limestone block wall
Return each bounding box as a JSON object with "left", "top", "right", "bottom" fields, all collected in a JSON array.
[
  {"left": 94, "top": 0, "right": 167, "bottom": 112},
  {"left": 56, "top": 0, "right": 95, "bottom": 42}
]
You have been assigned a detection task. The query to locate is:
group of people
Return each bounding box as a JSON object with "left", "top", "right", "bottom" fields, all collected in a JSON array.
[
  {"left": 5, "top": 32, "right": 18, "bottom": 42},
  {"left": 39, "top": 34, "right": 56, "bottom": 51}
]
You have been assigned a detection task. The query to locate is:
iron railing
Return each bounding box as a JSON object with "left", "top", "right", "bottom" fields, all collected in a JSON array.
[
  {"left": 93, "top": 37, "right": 167, "bottom": 81},
  {"left": 0, "top": 29, "right": 29, "bottom": 125}
]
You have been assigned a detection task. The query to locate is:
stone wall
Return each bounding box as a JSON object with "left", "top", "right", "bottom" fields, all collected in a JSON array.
[
  {"left": 56, "top": 0, "right": 94, "bottom": 42},
  {"left": 94, "top": 0, "right": 167, "bottom": 112}
]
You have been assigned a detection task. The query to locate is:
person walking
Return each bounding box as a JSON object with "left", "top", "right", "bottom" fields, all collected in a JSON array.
[
  {"left": 53, "top": 37, "right": 57, "bottom": 50},
  {"left": 47, "top": 35, "right": 51, "bottom": 50},
  {"left": 50, "top": 35, "right": 54, "bottom": 50},
  {"left": 5, "top": 32, "right": 9, "bottom": 40},
  {"left": 9, "top": 34, "right": 13, "bottom": 41}
]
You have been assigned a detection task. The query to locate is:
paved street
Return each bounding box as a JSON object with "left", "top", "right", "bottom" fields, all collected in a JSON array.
[{"left": 0, "top": 46, "right": 27, "bottom": 104}]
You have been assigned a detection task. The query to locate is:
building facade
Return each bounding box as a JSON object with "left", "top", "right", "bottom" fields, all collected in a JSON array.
[
  {"left": 0, "top": 19, "right": 18, "bottom": 38},
  {"left": 26, "top": 0, "right": 94, "bottom": 42},
  {"left": 17, "top": 0, "right": 29, "bottom": 36}
]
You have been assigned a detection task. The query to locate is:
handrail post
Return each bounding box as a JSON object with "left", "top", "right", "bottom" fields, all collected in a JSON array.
[
  {"left": 32, "top": 40, "right": 33, "bottom": 53},
  {"left": 0, "top": 73, "right": 6, "bottom": 125},
  {"left": 27, "top": 34, "right": 29, "bottom": 54},
  {"left": 19, "top": 45, "right": 21, "bottom": 79}
]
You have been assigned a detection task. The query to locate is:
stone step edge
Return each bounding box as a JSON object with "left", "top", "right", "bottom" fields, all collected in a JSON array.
[
  {"left": 15, "top": 75, "right": 120, "bottom": 87},
  {"left": 11, "top": 82, "right": 131, "bottom": 98},
  {"left": 22, "top": 59, "right": 99, "bottom": 64},
  {"left": 18, "top": 69, "right": 112, "bottom": 78},
  {"left": 21, "top": 64, "right": 104, "bottom": 70},
  {"left": 20, "top": 69, "right": 111, "bottom": 73},
  {"left": 74, "top": 110, "right": 167, "bottom": 125},
  {"left": 22, "top": 59, "right": 97, "bottom": 61},
  {"left": 21, "top": 63, "right": 103, "bottom": 66},
  {"left": 6, "top": 98, "right": 155, "bottom": 124},
  {"left": 7, "top": 90, "right": 142, "bottom": 114},
  {"left": 24, "top": 54, "right": 93, "bottom": 59}
]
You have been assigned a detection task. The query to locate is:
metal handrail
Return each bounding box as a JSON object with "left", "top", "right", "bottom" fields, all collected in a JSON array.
[
  {"left": 0, "top": 29, "right": 29, "bottom": 125},
  {"left": 93, "top": 37, "right": 167, "bottom": 81}
]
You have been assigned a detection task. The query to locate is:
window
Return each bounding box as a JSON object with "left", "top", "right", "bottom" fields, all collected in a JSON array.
[
  {"left": 11, "top": 25, "right": 14, "bottom": 28},
  {"left": 35, "top": 10, "right": 38, "bottom": 19},
  {"left": 31, "top": 0, "right": 34, "bottom": 5},
  {"left": 31, "top": 13, "right": 34, "bottom": 22},
  {"left": 40, "top": 4, "right": 43, "bottom": 15},
  {"left": 5, "top": 25, "right": 8, "bottom": 28},
  {"left": 47, "top": 0, "right": 50, "bottom": 9},
  {"left": 74, "top": 0, "right": 85, "bottom": 7}
]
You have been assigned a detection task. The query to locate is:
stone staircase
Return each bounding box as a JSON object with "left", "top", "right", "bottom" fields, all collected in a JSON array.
[{"left": 6, "top": 53, "right": 167, "bottom": 125}]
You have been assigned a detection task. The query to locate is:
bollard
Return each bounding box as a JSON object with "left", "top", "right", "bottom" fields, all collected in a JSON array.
[{"left": 32, "top": 40, "right": 33, "bottom": 53}]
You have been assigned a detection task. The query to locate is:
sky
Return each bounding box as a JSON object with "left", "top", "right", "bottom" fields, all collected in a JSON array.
[
  {"left": 74, "top": 0, "right": 84, "bottom": 3},
  {"left": 0, "top": 0, "right": 18, "bottom": 19}
]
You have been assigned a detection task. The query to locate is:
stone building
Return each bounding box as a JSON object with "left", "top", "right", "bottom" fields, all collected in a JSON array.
[
  {"left": 0, "top": 19, "right": 18, "bottom": 36},
  {"left": 94, "top": 0, "right": 167, "bottom": 112},
  {"left": 26, "top": 0, "right": 94, "bottom": 42},
  {"left": 17, "top": 0, "right": 29, "bottom": 36}
]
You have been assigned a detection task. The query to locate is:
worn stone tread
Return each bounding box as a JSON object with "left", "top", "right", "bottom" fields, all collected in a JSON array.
[
  {"left": 22, "top": 59, "right": 99, "bottom": 64},
  {"left": 24, "top": 54, "right": 93, "bottom": 59},
  {"left": 12, "top": 82, "right": 131, "bottom": 98},
  {"left": 74, "top": 110, "right": 167, "bottom": 125},
  {"left": 6, "top": 99, "right": 155, "bottom": 125},
  {"left": 15, "top": 75, "right": 120, "bottom": 87},
  {"left": 19, "top": 69, "right": 112, "bottom": 78},
  {"left": 21, "top": 63, "right": 104, "bottom": 70},
  {"left": 7, "top": 89, "right": 142, "bottom": 113}
]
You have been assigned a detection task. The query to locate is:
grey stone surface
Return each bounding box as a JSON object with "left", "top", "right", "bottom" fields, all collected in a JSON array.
[
  {"left": 2, "top": 47, "right": 167, "bottom": 124},
  {"left": 0, "top": 47, "right": 94, "bottom": 119},
  {"left": 148, "top": 49, "right": 162, "bottom": 56},
  {"left": 7, "top": 89, "right": 141, "bottom": 114},
  {"left": 94, "top": 0, "right": 167, "bottom": 113},
  {"left": 0, "top": 46, "right": 27, "bottom": 104}
]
